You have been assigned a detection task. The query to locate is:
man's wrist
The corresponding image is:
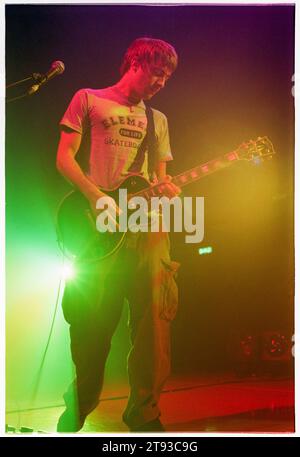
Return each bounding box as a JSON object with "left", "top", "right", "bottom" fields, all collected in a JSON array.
[
  {"left": 75, "top": 177, "right": 106, "bottom": 203},
  {"left": 84, "top": 188, "right": 107, "bottom": 205}
]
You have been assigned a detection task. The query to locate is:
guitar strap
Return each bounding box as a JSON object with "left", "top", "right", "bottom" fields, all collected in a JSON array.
[{"left": 128, "top": 105, "right": 158, "bottom": 180}]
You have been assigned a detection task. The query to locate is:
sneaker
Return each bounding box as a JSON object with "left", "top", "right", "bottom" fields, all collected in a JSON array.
[
  {"left": 130, "top": 418, "right": 165, "bottom": 432},
  {"left": 56, "top": 408, "right": 85, "bottom": 433}
]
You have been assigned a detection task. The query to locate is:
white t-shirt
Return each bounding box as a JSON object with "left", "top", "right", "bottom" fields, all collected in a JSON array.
[{"left": 60, "top": 87, "right": 173, "bottom": 189}]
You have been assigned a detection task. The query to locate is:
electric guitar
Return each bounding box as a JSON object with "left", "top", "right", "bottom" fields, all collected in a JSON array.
[{"left": 56, "top": 136, "right": 275, "bottom": 262}]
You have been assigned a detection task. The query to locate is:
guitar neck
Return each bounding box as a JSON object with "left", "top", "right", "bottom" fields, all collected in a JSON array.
[
  {"left": 135, "top": 149, "right": 240, "bottom": 200},
  {"left": 172, "top": 149, "right": 240, "bottom": 189}
]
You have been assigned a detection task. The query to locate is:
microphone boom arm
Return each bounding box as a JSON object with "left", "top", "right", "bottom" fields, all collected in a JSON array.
[
  {"left": 6, "top": 61, "right": 64, "bottom": 103},
  {"left": 6, "top": 73, "right": 43, "bottom": 90}
]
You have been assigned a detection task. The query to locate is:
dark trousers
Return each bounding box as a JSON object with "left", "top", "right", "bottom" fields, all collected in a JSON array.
[{"left": 61, "top": 230, "right": 179, "bottom": 428}]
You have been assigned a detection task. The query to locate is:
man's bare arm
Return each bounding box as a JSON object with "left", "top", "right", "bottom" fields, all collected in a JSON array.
[
  {"left": 56, "top": 130, "right": 107, "bottom": 213},
  {"left": 155, "top": 161, "right": 181, "bottom": 198}
]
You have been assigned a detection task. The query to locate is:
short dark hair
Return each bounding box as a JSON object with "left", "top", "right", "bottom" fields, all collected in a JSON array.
[{"left": 120, "top": 37, "right": 178, "bottom": 76}]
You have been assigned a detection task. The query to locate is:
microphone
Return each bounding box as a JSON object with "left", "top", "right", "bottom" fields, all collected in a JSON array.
[{"left": 28, "top": 61, "right": 65, "bottom": 95}]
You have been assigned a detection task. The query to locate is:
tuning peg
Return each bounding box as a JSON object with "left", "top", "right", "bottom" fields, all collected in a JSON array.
[{"left": 252, "top": 157, "right": 262, "bottom": 165}]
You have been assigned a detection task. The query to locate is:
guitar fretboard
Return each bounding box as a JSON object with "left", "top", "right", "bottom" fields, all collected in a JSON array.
[{"left": 132, "top": 149, "right": 240, "bottom": 200}]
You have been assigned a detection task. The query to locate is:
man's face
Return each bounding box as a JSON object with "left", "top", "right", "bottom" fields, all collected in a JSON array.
[{"left": 132, "top": 62, "right": 173, "bottom": 100}]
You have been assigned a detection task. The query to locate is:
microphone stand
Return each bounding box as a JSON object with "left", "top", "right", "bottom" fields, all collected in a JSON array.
[{"left": 6, "top": 72, "right": 43, "bottom": 103}]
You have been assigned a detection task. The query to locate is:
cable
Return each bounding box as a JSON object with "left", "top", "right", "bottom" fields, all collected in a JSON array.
[
  {"left": 6, "top": 264, "right": 65, "bottom": 431},
  {"left": 6, "top": 93, "right": 29, "bottom": 103},
  {"left": 29, "top": 274, "right": 64, "bottom": 408},
  {"left": 6, "top": 373, "right": 292, "bottom": 414}
]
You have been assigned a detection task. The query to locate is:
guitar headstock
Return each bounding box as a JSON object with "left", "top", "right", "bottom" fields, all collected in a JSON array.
[{"left": 236, "top": 136, "right": 275, "bottom": 163}]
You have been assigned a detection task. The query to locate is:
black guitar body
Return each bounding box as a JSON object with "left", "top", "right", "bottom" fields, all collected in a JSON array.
[{"left": 56, "top": 174, "right": 150, "bottom": 262}]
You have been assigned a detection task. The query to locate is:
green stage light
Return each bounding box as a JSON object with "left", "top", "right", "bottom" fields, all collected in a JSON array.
[
  {"left": 61, "top": 261, "right": 75, "bottom": 280},
  {"left": 198, "top": 246, "right": 213, "bottom": 255}
]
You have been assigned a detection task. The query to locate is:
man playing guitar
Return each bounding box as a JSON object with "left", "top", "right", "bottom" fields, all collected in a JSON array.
[{"left": 56, "top": 37, "right": 181, "bottom": 432}]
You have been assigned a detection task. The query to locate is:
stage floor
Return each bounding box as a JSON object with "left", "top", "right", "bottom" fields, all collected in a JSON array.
[{"left": 6, "top": 373, "right": 294, "bottom": 434}]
